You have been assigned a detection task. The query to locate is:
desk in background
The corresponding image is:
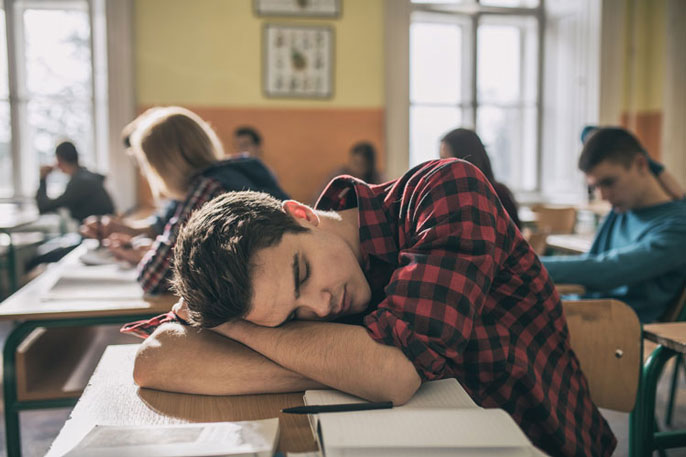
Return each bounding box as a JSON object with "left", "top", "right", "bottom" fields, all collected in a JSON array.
[
  {"left": 0, "top": 244, "right": 176, "bottom": 457},
  {"left": 46, "top": 344, "right": 318, "bottom": 457},
  {"left": 0, "top": 203, "right": 40, "bottom": 294},
  {"left": 545, "top": 233, "right": 594, "bottom": 255},
  {"left": 632, "top": 323, "right": 686, "bottom": 456}
]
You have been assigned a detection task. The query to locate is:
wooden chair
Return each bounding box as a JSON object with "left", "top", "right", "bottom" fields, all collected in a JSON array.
[
  {"left": 563, "top": 299, "right": 641, "bottom": 412},
  {"left": 530, "top": 204, "right": 577, "bottom": 235}
]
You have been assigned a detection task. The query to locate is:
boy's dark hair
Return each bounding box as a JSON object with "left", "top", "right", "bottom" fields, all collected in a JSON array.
[
  {"left": 172, "top": 191, "right": 308, "bottom": 328},
  {"left": 578, "top": 127, "right": 645, "bottom": 172},
  {"left": 234, "top": 126, "right": 262, "bottom": 146},
  {"left": 55, "top": 141, "right": 79, "bottom": 165}
]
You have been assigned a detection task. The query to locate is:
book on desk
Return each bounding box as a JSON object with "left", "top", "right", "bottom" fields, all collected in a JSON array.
[{"left": 305, "top": 379, "right": 540, "bottom": 457}]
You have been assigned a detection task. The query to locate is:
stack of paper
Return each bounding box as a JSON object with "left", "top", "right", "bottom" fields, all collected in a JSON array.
[{"left": 62, "top": 419, "right": 280, "bottom": 457}]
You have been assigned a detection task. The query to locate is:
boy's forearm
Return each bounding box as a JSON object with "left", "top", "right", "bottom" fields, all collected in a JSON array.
[
  {"left": 214, "top": 321, "right": 421, "bottom": 405},
  {"left": 133, "top": 323, "right": 324, "bottom": 395}
]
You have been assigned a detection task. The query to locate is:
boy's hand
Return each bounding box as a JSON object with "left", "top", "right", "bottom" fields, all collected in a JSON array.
[{"left": 39, "top": 165, "right": 54, "bottom": 179}]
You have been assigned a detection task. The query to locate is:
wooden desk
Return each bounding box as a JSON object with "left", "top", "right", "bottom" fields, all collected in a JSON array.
[
  {"left": 0, "top": 244, "right": 176, "bottom": 457},
  {"left": 545, "top": 233, "right": 594, "bottom": 255},
  {"left": 631, "top": 323, "right": 686, "bottom": 456},
  {"left": 46, "top": 345, "right": 318, "bottom": 456}
]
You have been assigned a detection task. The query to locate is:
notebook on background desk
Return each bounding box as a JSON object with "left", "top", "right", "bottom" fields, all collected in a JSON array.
[
  {"left": 42, "top": 264, "right": 143, "bottom": 301},
  {"left": 304, "top": 379, "right": 542, "bottom": 457}
]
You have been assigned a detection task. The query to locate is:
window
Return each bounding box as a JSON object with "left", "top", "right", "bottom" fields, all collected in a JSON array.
[
  {"left": 409, "top": 0, "right": 541, "bottom": 192},
  {"left": 0, "top": 0, "right": 105, "bottom": 199}
]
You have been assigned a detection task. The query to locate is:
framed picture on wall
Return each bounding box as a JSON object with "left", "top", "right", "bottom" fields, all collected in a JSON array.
[
  {"left": 254, "top": 0, "right": 341, "bottom": 18},
  {"left": 263, "top": 24, "right": 334, "bottom": 99}
]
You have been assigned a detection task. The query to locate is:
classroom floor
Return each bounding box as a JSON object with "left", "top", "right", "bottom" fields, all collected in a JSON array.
[{"left": 0, "top": 320, "right": 684, "bottom": 457}]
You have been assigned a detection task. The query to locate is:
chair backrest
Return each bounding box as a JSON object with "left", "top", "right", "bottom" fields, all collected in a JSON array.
[
  {"left": 522, "top": 227, "right": 549, "bottom": 255},
  {"left": 563, "top": 299, "right": 641, "bottom": 412},
  {"left": 531, "top": 204, "right": 577, "bottom": 234},
  {"left": 658, "top": 281, "right": 686, "bottom": 323}
]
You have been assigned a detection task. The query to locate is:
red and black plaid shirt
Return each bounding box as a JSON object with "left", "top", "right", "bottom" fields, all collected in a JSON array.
[
  {"left": 137, "top": 177, "right": 226, "bottom": 295},
  {"left": 315, "top": 160, "right": 616, "bottom": 457}
]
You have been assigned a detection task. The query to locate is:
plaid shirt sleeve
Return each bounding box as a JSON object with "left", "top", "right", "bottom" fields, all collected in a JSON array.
[
  {"left": 362, "top": 162, "right": 507, "bottom": 380},
  {"left": 137, "top": 177, "right": 225, "bottom": 295}
]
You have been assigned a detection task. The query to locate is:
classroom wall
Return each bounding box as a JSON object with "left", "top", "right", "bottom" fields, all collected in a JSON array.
[
  {"left": 618, "top": 0, "right": 666, "bottom": 159},
  {"left": 134, "top": 0, "right": 385, "bottom": 204}
]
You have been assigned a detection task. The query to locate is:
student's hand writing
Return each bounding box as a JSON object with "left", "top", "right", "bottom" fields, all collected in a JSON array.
[
  {"left": 80, "top": 215, "right": 129, "bottom": 239},
  {"left": 104, "top": 233, "right": 152, "bottom": 265}
]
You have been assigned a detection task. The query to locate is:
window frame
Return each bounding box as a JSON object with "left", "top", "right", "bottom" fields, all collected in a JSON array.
[
  {"left": 408, "top": 0, "right": 545, "bottom": 192},
  {"left": 1, "top": 0, "right": 105, "bottom": 199}
]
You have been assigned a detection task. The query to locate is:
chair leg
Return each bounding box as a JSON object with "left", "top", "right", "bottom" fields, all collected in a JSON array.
[
  {"left": 653, "top": 418, "right": 668, "bottom": 457},
  {"left": 665, "top": 355, "right": 684, "bottom": 426}
]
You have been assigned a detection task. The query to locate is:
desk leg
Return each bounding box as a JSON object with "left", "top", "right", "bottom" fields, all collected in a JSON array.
[
  {"left": 3, "top": 322, "right": 41, "bottom": 457},
  {"left": 3, "top": 314, "right": 162, "bottom": 457}
]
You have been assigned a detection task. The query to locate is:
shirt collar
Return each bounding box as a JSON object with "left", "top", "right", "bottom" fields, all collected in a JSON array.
[{"left": 315, "top": 176, "right": 398, "bottom": 270}]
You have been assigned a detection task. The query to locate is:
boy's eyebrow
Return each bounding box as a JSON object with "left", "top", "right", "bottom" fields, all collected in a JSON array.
[{"left": 292, "top": 253, "right": 300, "bottom": 299}]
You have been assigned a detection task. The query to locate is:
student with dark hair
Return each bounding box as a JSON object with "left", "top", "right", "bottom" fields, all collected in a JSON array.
[
  {"left": 580, "top": 125, "right": 685, "bottom": 200},
  {"left": 233, "top": 126, "right": 263, "bottom": 158},
  {"left": 347, "top": 142, "right": 382, "bottom": 184},
  {"left": 130, "top": 159, "right": 616, "bottom": 457},
  {"left": 542, "top": 127, "right": 686, "bottom": 322},
  {"left": 440, "top": 128, "right": 520, "bottom": 228},
  {"left": 36, "top": 141, "right": 115, "bottom": 222}
]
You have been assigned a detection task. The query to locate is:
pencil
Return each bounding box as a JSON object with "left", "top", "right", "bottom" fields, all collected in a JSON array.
[{"left": 282, "top": 401, "right": 393, "bottom": 414}]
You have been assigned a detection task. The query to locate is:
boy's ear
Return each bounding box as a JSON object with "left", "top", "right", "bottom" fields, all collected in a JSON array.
[
  {"left": 633, "top": 154, "right": 649, "bottom": 175},
  {"left": 282, "top": 200, "right": 320, "bottom": 227}
]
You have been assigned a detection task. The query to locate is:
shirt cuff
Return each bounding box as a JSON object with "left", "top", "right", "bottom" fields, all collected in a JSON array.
[{"left": 363, "top": 308, "right": 449, "bottom": 381}]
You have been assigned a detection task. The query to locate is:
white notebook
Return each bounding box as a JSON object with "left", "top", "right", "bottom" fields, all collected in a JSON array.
[
  {"left": 62, "top": 419, "right": 280, "bottom": 457},
  {"left": 42, "top": 265, "right": 143, "bottom": 301},
  {"left": 304, "top": 379, "right": 538, "bottom": 457}
]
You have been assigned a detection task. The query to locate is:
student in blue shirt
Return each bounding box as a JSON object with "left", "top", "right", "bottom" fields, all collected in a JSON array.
[{"left": 541, "top": 127, "right": 686, "bottom": 322}]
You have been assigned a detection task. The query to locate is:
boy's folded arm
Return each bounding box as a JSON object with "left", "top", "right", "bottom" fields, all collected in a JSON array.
[
  {"left": 133, "top": 322, "right": 324, "bottom": 395},
  {"left": 213, "top": 320, "right": 422, "bottom": 405}
]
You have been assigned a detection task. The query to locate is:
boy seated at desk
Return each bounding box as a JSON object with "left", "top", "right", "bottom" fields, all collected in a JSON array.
[
  {"left": 131, "top": 159, "right": 615, "bottom": 457},
  {"left": 541, "top": 127, "right": 686, "bottom": 323}
]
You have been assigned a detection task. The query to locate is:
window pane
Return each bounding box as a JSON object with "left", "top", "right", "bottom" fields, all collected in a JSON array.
[
  {"left": 476, "top": 105, "right": 537, "bottom": 192},
  {"left": 410, "top": 22, "right": 462, "bottom": 104},
  {"left": 480, "top": 0, "right": 539, "bottom": 7},
  {"left": 477, "top": 16, "right": 538, "bottom": 105},
  {"left": 19, "top": 98, "right": 94, "bottom": 196},
  {"left": 411, "top": 0, "right": 468, "bottom": 4},
  {"left": 0, "top": 9, "right": 8, "bottom": 100},
  {"left": 0, "top": 102, "right": 11, "bottom": 198},
  {"left": 23, "top": 7, "right": 92, "bottom": 99},
  {"left": 410, "top": 105, "right": 461, "bottom": 167},
  {"left": 18, "top": 4, "right": 94, "bottom": 196}
]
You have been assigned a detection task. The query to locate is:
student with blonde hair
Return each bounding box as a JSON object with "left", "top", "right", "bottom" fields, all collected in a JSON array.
[{"left": 82, "top": 106, "right": 289, "bottom": 294}]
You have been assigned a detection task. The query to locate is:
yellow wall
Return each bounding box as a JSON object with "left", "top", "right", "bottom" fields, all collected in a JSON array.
[
  {"left": 134, "top": 0, "right": 384, "bottom": 108},
  {"left": 622, "top": 0, "right": 666, "bottom": 112}
]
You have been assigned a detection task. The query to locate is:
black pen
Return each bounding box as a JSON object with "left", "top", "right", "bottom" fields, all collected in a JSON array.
[
  {"left": 96, "top": 216, "right": 102, "bottom": 249},
  {"left": 282, "top": 401, "right": 393, "bottom": 414}
]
